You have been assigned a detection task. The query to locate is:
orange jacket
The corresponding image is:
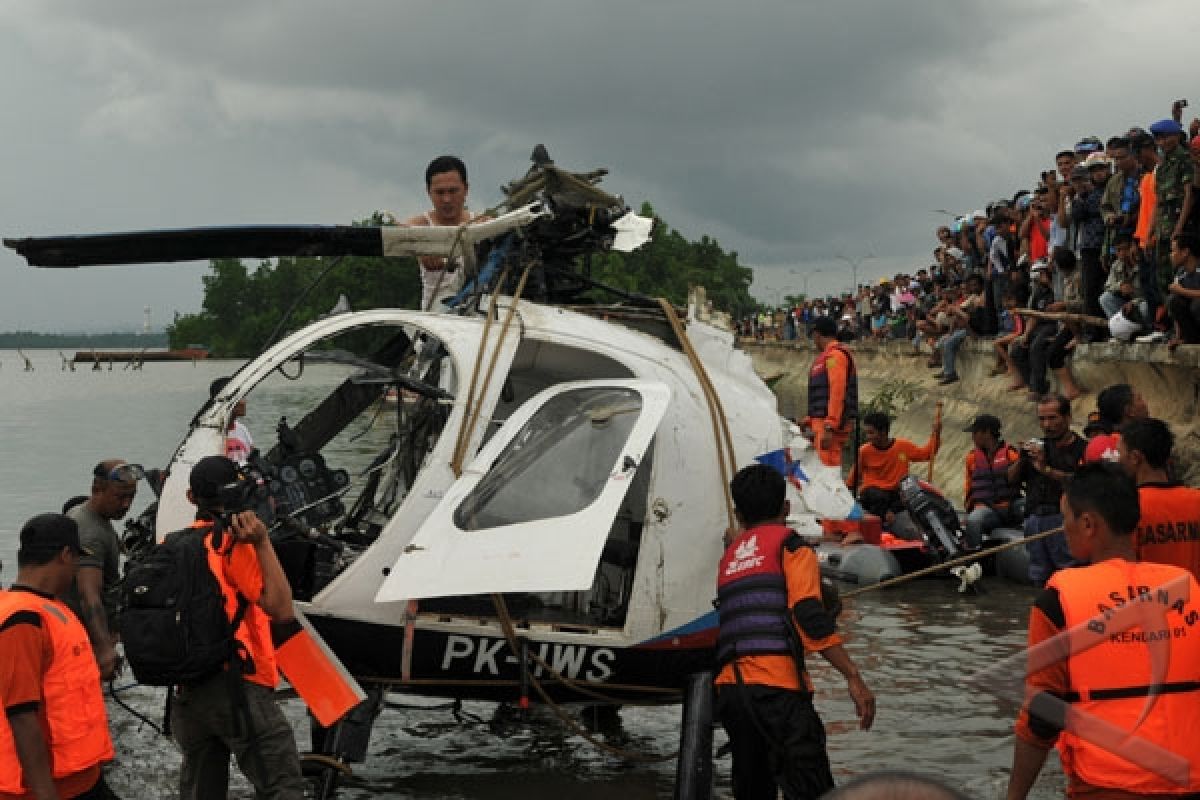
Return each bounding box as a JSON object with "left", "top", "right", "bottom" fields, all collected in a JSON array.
[
  {"left": 847, "top": 436, "right": 937, "bottom": 494},
  {"left": 805, "top": 342, "right": 857, "bottom": 431},
  {"left": 193, "top": 520, "right": 281, "bottom": 688},
  {"left": 1134, "top": 483, "right": 1200, "bottom": 584},
  {"left": 0, "top": 590, "right": 114, "bottom": 795},
  {"left": 1135, "top": 171, "right": 1157, "bottom": 246},
  {"left": 1017, "top": 559, "right": 1200, "bottom": 793}
]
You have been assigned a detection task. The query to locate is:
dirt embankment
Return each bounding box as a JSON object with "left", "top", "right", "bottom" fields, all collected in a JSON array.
[{"left": 745, "top": 338, "right": 1200, "bottom": 505}]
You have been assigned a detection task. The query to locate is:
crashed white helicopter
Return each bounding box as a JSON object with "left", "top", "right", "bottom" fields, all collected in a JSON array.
[{"left": 5, "top": 149, "right": 858, "bottom": 797}]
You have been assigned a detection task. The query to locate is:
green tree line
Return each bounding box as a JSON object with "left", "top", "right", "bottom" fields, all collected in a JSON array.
[{"left": 168, "top": 207, "right": 756, "bottom": 356}]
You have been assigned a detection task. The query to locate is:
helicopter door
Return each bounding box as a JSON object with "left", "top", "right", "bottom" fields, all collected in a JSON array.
[{"left": 376, "top": 380, "right": 669, "bottom": 601}]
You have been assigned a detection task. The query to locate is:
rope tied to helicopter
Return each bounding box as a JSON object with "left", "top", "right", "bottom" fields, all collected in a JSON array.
[
  {"left": 435, "top": 250, "right": 679, "bottom": 761},
  {"left": 413, "top": 166, "right": 742, "bottom": 762},
  {"left": 841, "top": 524, "right": 1065, "bottom": 598},
  {"left": 656, "top": 298, "right": 740, "bottom": 534}
]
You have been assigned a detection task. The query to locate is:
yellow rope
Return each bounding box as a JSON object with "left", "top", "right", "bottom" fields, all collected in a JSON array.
[
  {"left": 450, "top": 263, "right": 534, "bottom": 477},
  {"left": 657, "top": 298, "right": 738, "bottom": 532},
  {"left": 450, "top": 263, "right": 511, "bottom": 474}
]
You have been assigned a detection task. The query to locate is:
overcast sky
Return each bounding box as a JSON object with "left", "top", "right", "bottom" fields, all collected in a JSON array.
[{"left": 1, "top": 1, "right": 1197, "bottom": 331}]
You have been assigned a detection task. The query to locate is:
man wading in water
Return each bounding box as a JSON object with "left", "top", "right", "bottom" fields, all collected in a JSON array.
[{"left": 715, "top": 464, "right": 875, "bottom": 799}]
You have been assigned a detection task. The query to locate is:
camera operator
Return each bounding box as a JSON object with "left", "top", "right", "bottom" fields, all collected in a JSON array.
[
  {"left": 1007, "top": 394, "right": 1086, "bottom": 587},
  {"left": 171, "top": 455, "right": 305, "bottom": 799}
]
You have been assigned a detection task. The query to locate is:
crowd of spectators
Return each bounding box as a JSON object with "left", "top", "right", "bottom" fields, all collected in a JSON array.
[{"left": 742, "top": 100, "right": 1200, "bottom": 397}]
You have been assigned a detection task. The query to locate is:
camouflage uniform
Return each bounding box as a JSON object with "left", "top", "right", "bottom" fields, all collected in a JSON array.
[{"left": 1155, "top": 146, "right": 1195, "bottom": 293}]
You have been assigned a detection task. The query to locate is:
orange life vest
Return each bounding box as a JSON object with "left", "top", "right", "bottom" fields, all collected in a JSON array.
[
  {"left": 0, "top": 591, "right": 114, "bottom": 793},
  {"left": 716, "top": 523, "right": 797, "bottom": 668},
  {"left": 1134, "top": 483, "right": 1200, "bottom": 584},
  {"left": 807, "top": 343, "right": 857, "bottom": 426},
  {"left": 1050, "top": 560, "right": 1200, "bottom": 793}
]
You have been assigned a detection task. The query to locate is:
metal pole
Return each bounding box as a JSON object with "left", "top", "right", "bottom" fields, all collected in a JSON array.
[{"left": 674, "top": 670, "right": 714, "bottom": 800}]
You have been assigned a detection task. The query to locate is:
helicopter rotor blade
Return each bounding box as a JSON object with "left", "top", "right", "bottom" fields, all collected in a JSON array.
[
  {"left": 3, "top": 225, "right": 384, "bottom": 268},
  {"left": 4, "top": 204, "right": 552, "bottom": 268}
]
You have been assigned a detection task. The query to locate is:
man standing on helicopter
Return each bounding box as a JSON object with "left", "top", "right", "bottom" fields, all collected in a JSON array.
[
  {"left": 402, "top": 155, "right": 491, "bottom": 311},
  {"left": 716, "top": 464, "right": 875, "bottom": 799},
  {"left": 803, "top": 316, "right": 858, "bottom": 467}
]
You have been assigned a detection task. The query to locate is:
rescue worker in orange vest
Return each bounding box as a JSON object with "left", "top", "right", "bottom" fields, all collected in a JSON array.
[
  {"left": 846, "top": 411, "right": 940, "bottom": 529},
  {"left": 1118, "top": 417, "right": 1200, "bottom": 582},
  {"left": 0, "top": 513, "right": 115, "bottom": 800},
  {"left": 803, "top": 316, "right": 857, "bottom": 467},
  {"left": 1007, "top": 463, "right": 1200, "bottom": 798},
  {"left": 961, "top": 414, "right": 1022, "bottom": 549},
  {"left": 715, "top": 464, "right": 875, "bottom": 800},
  {"left": 170, "top": 456, "right": 306, "bottom": 799}
]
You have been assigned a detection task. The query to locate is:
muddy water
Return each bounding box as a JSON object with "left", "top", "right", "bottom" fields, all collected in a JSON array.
[
  {"left": 98, "top": 580, "right": 1063, "bottom": 798},
  {"left": 0, "top": 351, "right": 1066, "bottom": 798}
]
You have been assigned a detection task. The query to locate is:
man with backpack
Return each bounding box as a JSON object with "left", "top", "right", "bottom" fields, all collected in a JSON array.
[{"left": 163, "top": 456, "right": 304, "bottom": 799}]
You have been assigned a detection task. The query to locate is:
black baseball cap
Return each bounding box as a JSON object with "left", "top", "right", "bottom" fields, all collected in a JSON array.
[
  {"left": 963, "top": 414, "right": 1002, "bottom": 435},
  {"left": 811, "top": 316, "right": 838, "bottom": 337},
  {"left": 19, "top": 513, "right": 84, "bottom": 555},
  {"left": 189, "top": 455, "right": 241, "bottom": 500}
]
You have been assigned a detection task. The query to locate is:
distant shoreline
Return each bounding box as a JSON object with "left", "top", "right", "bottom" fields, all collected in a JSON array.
[{"left": 0, "top": 332, "right": 169, "bottom": 348}]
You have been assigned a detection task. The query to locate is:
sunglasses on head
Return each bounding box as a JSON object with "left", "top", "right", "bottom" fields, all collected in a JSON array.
[{"left": 93, "top": 463, "right": 146, "bottom": 483}]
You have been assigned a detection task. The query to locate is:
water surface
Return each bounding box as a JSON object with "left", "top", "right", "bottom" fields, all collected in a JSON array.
[{"left": 0, "top": 350, "right": 1065, "bottom": 797}]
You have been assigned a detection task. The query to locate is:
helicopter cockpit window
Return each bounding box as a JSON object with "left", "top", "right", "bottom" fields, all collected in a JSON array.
[
  {"left": 453, "top": 387, "right": 642, "bottom": 530},
  {"left": 220, "top": 322, "right": 459, "bottom": 599}
]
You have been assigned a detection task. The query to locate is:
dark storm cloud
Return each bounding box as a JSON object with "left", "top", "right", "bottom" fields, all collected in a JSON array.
[{"left": 0, "top": 0, "right": 1195, "bottom": 328}]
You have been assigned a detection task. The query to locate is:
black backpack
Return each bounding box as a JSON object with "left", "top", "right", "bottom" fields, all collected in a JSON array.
[{"left": 119, "top": 524, "right": 248, "bottom": 686}]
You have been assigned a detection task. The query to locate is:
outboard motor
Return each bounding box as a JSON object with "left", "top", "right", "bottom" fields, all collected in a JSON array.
[{"left": 898, "top": 475, "right": 969, "bottom": 561}]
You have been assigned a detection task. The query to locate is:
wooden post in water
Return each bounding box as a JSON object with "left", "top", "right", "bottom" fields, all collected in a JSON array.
[{"left": 674, "top": 670, "right": 714, "bottom": 800}]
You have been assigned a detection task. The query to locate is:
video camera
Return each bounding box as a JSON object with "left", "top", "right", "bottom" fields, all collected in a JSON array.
[{"left": 209, "top": 461, "right": 272, "bottom": 522}]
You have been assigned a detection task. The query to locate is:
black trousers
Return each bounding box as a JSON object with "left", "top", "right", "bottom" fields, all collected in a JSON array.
[
  {"left": 1169, "top": 294, "right": 1200, "bottom": 343},
  {"left": 716, "top": 684, "right": 834, "bottom": 800},
  {"left": 1080, "top": 248, "right": 1105, "bottom": 322},
  {"left": 858, "top": 486, "right": 904, "bottom": 519},
  {"left": 1010, "top": 323, "right": 1055, "bottom": 394}
]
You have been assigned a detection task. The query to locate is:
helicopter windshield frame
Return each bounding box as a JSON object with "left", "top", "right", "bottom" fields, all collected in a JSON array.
[{"left": 376, "top": 379, "right": 669, "bottom": 602}]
